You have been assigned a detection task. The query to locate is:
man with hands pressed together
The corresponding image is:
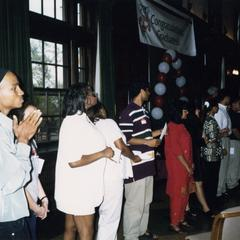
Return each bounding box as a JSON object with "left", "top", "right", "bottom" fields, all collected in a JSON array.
[
  {"left": 119, "top": 81, "right": 161, "bottom": 240},
  {"left": 0, "top": 69, "right": 42, "bottom": 239}
]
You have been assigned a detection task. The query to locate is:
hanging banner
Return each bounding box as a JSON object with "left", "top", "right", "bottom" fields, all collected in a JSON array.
[{"left": 136, "top": 0, "right": 196, "bottom": 56}]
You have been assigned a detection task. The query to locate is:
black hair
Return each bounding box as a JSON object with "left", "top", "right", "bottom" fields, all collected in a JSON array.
[
  {"left": 87, "top": 102, "right": 107, "bottom": 122},
  {"left": 217, "top": 89, "right": 230, "bottom": 102},
  {"left": 203, "top": 98, "right": 218, "bottom": 113},
  {"left": 167, "top": 100, "right": 189, "bottom": 124},
  {"left": 231, "top": 95, "right": 240, "bottom": 104},
  {"left": 63, "top": 83, "right": 87, "bottom": 117},
  {"left": 129, "top": 80, "right": 150, "bottom": 100}
]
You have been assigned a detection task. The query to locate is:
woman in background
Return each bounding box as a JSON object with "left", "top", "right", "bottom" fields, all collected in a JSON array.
[
  {"left": 184, "top": 102, "right": 212, "bottom": 217},
  {"left": 54, "top": 83, "right": 113, "bottom": 240},
  {"left": 165, "top": 100, "right": 193, "bottom": 233},
  {"left": 201, "top": 98, "right": 222, "bottom": 212}
]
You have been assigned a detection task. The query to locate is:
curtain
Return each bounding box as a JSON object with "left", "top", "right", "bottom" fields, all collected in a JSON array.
[
  {"left": 0, "top": 0, "right": 32, "bottom": 98},
  {"left": 97, "top": 0, "right": 116, "bottom": 118}
]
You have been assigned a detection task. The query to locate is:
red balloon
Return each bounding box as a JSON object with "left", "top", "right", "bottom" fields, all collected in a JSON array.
[
  {"left": 179, "top": 87, "right": 187, "bottom": 96},
  {"left": 162, "top": 53, "right": 172, "bottom": 64},
  {"left": 157, "top": 73, "right": 166, "bottom": 82},
  {"left": 153, "top": 96, "right": 165, "bottom": 107},
  {"left": 176, "top": 69, "right": 182, "bottom": 77}
]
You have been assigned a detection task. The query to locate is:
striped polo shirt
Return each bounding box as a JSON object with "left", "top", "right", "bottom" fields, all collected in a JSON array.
[{"left": 119, "top": 102, "right": 155, "bottom": 182}]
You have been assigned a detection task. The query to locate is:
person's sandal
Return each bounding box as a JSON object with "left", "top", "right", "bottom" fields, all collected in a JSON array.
[{"left": 168, "top": 224, "right": 183, "bottom": 234}]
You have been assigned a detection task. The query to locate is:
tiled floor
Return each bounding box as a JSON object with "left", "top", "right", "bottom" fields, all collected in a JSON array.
[{"left": 38, "top": 179, "right": 240, "bottom": 240}]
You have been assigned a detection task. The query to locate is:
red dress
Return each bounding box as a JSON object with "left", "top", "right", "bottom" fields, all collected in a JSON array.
[{"left": 164, "top": 122, "right": 193, "bottom": 225}]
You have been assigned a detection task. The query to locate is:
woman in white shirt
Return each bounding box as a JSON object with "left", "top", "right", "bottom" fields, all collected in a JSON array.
[
  {"left": 87, "top": 102, "right": 141, "bottom": 240},
  {"left": 54, "top": 83, "right": 113, "bottom": 240}
]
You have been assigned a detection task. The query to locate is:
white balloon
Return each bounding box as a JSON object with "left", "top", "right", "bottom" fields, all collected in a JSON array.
[
  {"left": 166, "top": 49, "right": 176, "bottom": 61},
  {"left": 207, "top": 86, "right": 218, "bottom": 96},
  {"left": 172, "top": 58, "right": 182, "bottom": 70},
  {"left": 176, "top": 76, "right": 186, "bottom": 88},
  {"left": 158, "top": 62, "right": 170, "bottom": 74},
  {"left": 154, "top": 83, "right": 166, "bottom": 96},
  {"left": 151, "top": 107, "right": 163, "bottom": 120},
  {"left": 179, "top": 96, "right": 189, "bottom": 102}
]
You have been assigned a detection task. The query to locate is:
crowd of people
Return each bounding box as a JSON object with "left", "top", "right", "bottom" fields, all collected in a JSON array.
[{"left": 0, "top": 68, "right": 240, "bottom": 240}]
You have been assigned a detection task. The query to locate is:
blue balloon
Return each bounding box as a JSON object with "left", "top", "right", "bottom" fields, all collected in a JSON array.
[
  {"left": 151, "top": 107, "right": 163, "bottom": 120},
  {"left": 154, "top": 83, "right": 166, "bottom": 96},
  {"left": 176, "top": 76, "right": 186, "bottom": 88},
  {"left": 172, "top": 58, "right": 182, "bottom": 70},
  {"left": 166, "top": 49, "right": 176, "bottom": 61},
  {"left": 158, "top": 62, "right": 170, "bottom": 74}
]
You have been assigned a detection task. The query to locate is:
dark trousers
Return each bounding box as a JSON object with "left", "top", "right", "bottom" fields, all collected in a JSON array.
[
  {"left": 25, "top": 211, "right": 37, "bottom": 240},
  {"left": 0, "top": 218, "right": 30, "bottom": 240},
  {"left": 204, "top": 161, "right": 221, "bottom": 210}
]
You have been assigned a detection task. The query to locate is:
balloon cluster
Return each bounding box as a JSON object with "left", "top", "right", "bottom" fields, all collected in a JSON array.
[{"left": 151, "top": 49, "right": 189, "bottom": 120}]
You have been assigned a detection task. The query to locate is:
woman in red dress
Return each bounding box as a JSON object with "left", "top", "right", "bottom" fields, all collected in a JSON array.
[{"left": 165, "top": 101, "right": 193, "bottom": 233}]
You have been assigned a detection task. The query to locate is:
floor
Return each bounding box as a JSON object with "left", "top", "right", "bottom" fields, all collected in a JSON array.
[{"left": 37, "top": 179, "right": 240, "bottom": 240}]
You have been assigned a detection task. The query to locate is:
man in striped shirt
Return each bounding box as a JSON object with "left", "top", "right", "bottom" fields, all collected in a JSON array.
[{"left": 119, "top": 81, "right": 161, "bottom": 240}]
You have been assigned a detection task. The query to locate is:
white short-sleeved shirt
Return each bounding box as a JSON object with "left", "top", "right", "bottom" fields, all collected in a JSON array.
[
  {"left": 95, "top": 118, "right": 133, "bottom": 179},
  {"left": 54, "top": 113, "right": 107, "bottom": 215},
  {"left": 214, "top": 103, "right": 232, "bottom": 135}
]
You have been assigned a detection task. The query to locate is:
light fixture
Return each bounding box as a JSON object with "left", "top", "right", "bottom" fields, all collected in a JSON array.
[{"left": 232, "top": 69, "right": 239, "bottom": 75}]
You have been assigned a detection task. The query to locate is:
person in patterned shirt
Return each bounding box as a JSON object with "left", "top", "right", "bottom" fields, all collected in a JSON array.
[{"left": 202, "top": 98, "right": 223, "bottom": 211}]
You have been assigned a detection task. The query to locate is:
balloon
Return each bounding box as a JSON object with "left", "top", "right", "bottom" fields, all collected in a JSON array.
[
  {"left": 172, "top": 58, "right": 182, "bottom": 70},
  {"left": 179, "top": 96, "right": 189, "bottom": 102},
  {"left": 162, "top": 53, "right": 172, "bottom": 64},
  {"left": 157, "top": 73, "right": 166, "bottom": 82},
  {"left": 166, "top": 49, "right": 176, "bottom": 61},
  {"left": 153, "top": 95, "right": 165, "bottom": 107},
  {"left": 179, "top": 86, "right": 187, "bottom": 96},
  {"left": 176, "top": 76, "right": 186, "bottom": 88},
  {"left": 207, "top": 86, "right": 218, "bottom": 96},
  {"left": 176, "top": 69, "right": 182, "bottom": 77},
  {"left": 158, "top": 62, "right": 170, "bottom": 74},
  {"left": 154, "top": 83, "right": 166, "bottom": 96},
  {"left": 151, "top": 107, "right": 163, "bottom": 120}
]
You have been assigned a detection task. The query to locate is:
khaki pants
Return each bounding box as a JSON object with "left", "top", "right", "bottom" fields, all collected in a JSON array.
[
  {"left": 227, "top": 139, "right": 240, "bottom": 189},
  {"left": 217, "top": 137, "right": 230, "bottom": 196},
  {"left": 123, "top": 176, "right": 153, "bottom": 240}
]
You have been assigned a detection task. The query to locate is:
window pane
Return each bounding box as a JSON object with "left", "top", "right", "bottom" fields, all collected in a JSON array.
[
  {"left": 33, "top": 95, "right": 47, "bottom": 115},
  {"left": 48, "top": 96, "right": 60, "bottom": 115},
  {"left": 48, "top": 117, "right": 60, "bottom": 141},
  {"left": 29, "top": 0, "right": 41, "bottom": 14},
  {"left": 30, "top": 38, "right": 42, "bottom": 62},
  {"left": 56, "top": 0, "right": 63, "bottom": 20},
  {"left": 57, "top": 66, "right": 64, "bottom": 88},
  {"left": 57, "top": 44, "right": 63, "bottom": 65},
  {"left": 45, "top": 65, "right": 56, "bottom": 88},
  {"left": 44, "top": 42, "right": 55, "bottom": 64},
  {"left": 43, "top": 0, "right": 54, "bottom": 18},
  {"left": 36, "top": 117, "right": 48, "bottom": 142},
  {"left": 32, "top": 63, "right": 43, "bottom": 87}
]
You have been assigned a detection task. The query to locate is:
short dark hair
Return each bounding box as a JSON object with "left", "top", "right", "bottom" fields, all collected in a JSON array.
[
  {"left": 63, "top": 83, "right": 87, "bottom": 117},
  {"left": 167, "top": 100, "right": 189, "bottom": 123},
  {"left": 217, "top": 89, "right": 230, "bottom": 102},
  {"left": 129, "top": 80, "right": 150, "bottom": 100},
  {"left": 231, "top": 95, "right": 240, "bottom": 104}
]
